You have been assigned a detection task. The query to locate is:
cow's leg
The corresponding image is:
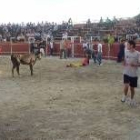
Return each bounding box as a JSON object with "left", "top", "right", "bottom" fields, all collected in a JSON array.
[
  {"left": 12, "top": 65, "right": 16, "bottom": 77},
  {"left": 16, "top": 65, "right": 20, "bottom": 76},
  {"left": 29, "top": 64, "right": 33, "bottom": 76}
]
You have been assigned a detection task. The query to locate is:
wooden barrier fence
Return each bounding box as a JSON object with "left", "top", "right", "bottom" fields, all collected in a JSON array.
[{"left": 0, "top": 42, "right": 140, "bottom": 60}]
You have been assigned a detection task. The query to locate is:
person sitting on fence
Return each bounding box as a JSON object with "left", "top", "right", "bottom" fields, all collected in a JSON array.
[{"left": 66, "top": 53, "right": 90, "bottom": 68}]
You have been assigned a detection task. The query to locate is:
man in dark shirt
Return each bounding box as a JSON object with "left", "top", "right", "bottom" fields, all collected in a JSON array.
[{"left": 117, "top": 39, "right": 125, "bottom": 62}]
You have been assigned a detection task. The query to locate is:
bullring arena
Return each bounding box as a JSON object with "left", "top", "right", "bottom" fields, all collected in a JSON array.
[{"left": 0, "top": 42, "right": 140, "bottom": 140}]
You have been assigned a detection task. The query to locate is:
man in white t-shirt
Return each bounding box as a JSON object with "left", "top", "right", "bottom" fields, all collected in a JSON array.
[
  {"left": 82, "top": 41, "right": 88, "bottom": 49},
  {"left": 82, "top": 41, "right": 89, "bottom": 57},
  {"left": 62, "top": 31, "right": 68, "bottom": 40},
  {"left": 97, "top": 40, "right": 102, "bottom": 65},
  {"left": 124, "top": 39, "right": 129, "bottom": 53},
  {"left": 50, "top": 40, "right": 54, "bottom": 56},
  {"left": 121, "top": 40, "right": 140, "bottom": 106}
]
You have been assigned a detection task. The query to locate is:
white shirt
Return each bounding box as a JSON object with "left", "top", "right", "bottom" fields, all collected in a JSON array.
[
  {"left": 62, "top": 33, "right": 68, "bottom": 39},
  {"left": 28, "top": 37, "right": 35, "bottom": 44},
  {"left": 124, "top": 41, "right": 128, "bottom": 53},
  {"left": 124, "top": 50, "right": 140, "bottom": 77},
  {"left": 83, "top": 43, "right": 88, "bottom": 49},
  {"left": 50, "top": 42, "right": 53, "bottom": 49},
  {"left": 89, "top": 43, "right": 93, "bottom": 50},
  {"left": 97, "top": 43, "right": 102, "bottom": 53}
]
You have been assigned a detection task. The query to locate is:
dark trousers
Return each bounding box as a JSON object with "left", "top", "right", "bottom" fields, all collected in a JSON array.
[
  {"left": 30, "top": 44, "right": 34, "bottom": 53},
  {"left": 92, "top": 51, "right": 96, "bottom": 63},
  {"left": 67, "top": 48, "right": 71, "bottom": 57},
  {"left": 117, "top": 52, "right": 124, "bottom": 62},
  {"left": 60, "top": 49, "right": 67, "bottom": 59},
  {"left": 50, "top": 48, "right": 53, "bottom": 56},
  {"left": 97, "top": 52, "right": 102, "bottom": 65}
]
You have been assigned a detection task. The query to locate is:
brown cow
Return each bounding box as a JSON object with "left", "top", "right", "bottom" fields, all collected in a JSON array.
[{"left": 11, "top": 51, "right": 42, "bottom": 77}]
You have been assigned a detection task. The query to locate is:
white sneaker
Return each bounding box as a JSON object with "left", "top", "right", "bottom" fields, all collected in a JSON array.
[
  {"left": 125, "top": 97, "right": 131, "bottom": 104},
  {"left": 121, "top": 95, "right": 127, "bottom": 102},
  {"left": 130, "top": 99, "right": 137, "bottom": 107}
]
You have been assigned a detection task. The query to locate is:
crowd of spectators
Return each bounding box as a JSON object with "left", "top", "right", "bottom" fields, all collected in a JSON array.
[
  {"left": 0, "top": 15, "right": 140, "bottom": 43},
  {"left": 84, "top": 16, "right": 140, "bottom": 42},
  {"left": 0, "top": 22, "right": 52, "bottom": 42},
  {"left": 0, "top": 21, "right": 70, "bottom": 42}
]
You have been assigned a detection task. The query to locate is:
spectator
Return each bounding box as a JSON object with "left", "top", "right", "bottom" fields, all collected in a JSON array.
[
  {"left": 50, "top": 40, "right": 54, "bottom": 56},
  {"left": 96, "top": 40, "right": 103, "bottom": 66},
  {"left": 117, "top": 39, "right": 125, "bottom": 63},
  {"left": 67, "top": 40, "right": 72, "bottom": 58},
  {"left": 60, "top": 38, "right": 67, "bottom": 59},
  {"left": 121, "top": 40, "right": 140, "bottom": 106},
  {"left": 90, "top": 41, "right": 97, "bottom": 63}
]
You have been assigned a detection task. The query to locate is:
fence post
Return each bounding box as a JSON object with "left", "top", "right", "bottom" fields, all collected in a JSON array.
[
  {"left": 91, "top": 36, "right": 92, "bottom": 42},
  {"left": 0, "top": 46, "right": 2, "bottom": 55},
  {"left": 80, "top": 36, "right": 81, "bottom": 43},
  {"left": 71, "top": 37, "right": 74, "bottom": 58},
  {"left": 28, "top": 41, "right": 30, "bottom": 54},
  {"left": 10, "top": 38, "right": 13, "bottom": 54}
]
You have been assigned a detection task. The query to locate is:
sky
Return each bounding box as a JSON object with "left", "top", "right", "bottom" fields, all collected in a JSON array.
[{"left": 0, "top": 0, "right": 140, "bottom": 24}]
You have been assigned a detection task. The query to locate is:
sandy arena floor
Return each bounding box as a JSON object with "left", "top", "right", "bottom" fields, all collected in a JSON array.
[{"left": 0, "top": 56, "right": 140, "bottom": 140}]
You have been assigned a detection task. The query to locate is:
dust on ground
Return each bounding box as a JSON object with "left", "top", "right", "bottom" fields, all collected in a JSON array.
[{"left": 0, "top": 56, "right": 140, "bottom": 140}]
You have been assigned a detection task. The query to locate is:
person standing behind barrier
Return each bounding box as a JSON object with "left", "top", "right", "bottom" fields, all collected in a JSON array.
[
  {"left": 67, "top": 41, "right": 72, "bottom": 58},
  {"left": 117, "top": 39, "right": 125, "bottom": 63},
  {"left": 60, "top": 39, "right": 64, "bottom": 59},
  {"left": 90, "top": 41, "right": 97, "bottom": 63},
  {"left": 28, "top": 37, "right": 35, "bottom": 53},
  {"left": 108, "top": 34, "right": 114, "bottom": 51},
  {"left": 121, "top": 40, "right": 140, "bottom": 106},
  {"left": 39, "top": 40, "right": 46, "bottom": 56},
  {"left": 50, "top": 40, "right": 54, "bottom": 56},
  {"left": 124, "top": 39, "right": 129, "bottom": 54},
  {"left": 60, "top": 39, "right": 67, "bottom": 59},
  {"left": 97, "top": 40, "right": 102, "bottom": 65},
  {"left": 64, "top": 39, "right": 69, "bottom": 59},
  {"left": 82, "top": 40, "right": 88, "bottom": 56}
]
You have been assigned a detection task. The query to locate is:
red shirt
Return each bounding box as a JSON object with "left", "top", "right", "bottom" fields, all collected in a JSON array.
[{"left": 82, "top": 58, "right": 89, "bottom": 66}]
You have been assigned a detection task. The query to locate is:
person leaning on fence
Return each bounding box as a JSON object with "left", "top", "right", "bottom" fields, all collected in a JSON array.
[{"left": 121, "top": 40, "right": 140, "bottom": 106}]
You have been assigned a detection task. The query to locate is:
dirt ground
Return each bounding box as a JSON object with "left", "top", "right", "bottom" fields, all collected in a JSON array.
[{"left": 0, "top": 56, "right": 140, "bottom": 140}]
